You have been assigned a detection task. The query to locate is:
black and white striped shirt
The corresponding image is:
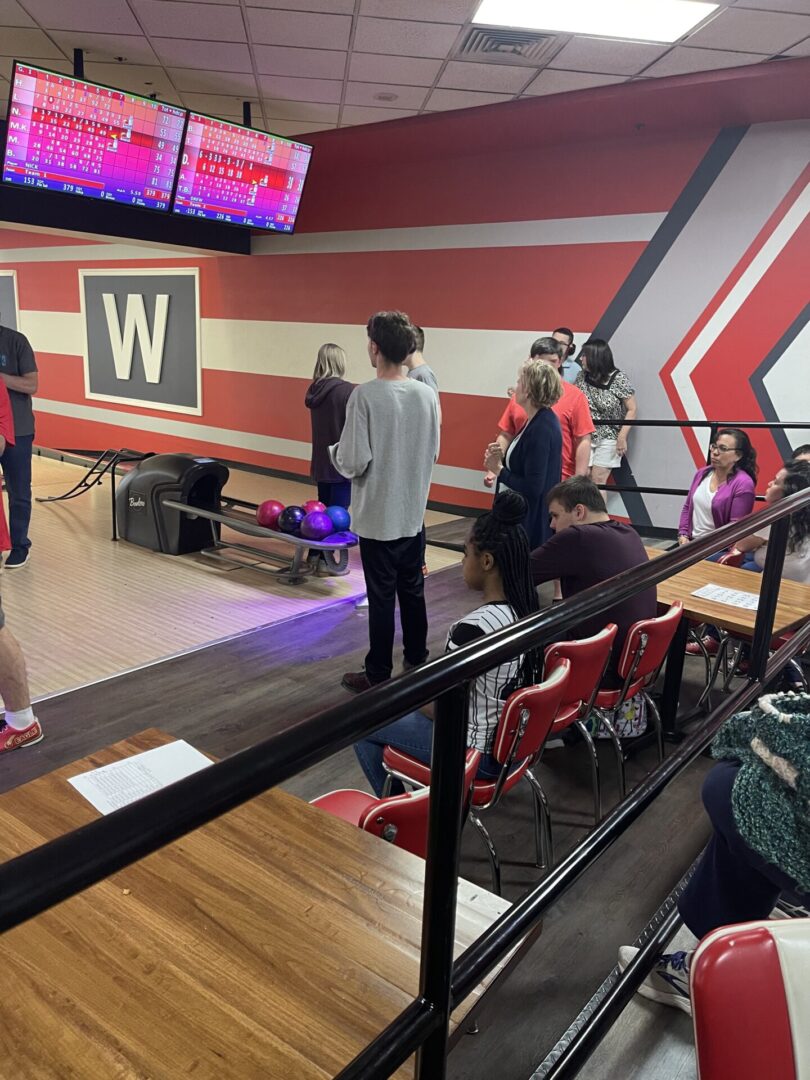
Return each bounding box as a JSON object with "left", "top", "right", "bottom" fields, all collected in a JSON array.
[{"left": 446, "top": 602, "right": 523, "bottom": 753}]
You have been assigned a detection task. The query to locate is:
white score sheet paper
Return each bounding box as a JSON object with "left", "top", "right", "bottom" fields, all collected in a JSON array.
[
  {"left": 691, "top": 583, "right": 760, "bottom": 611},
  {"left": 68, "top": 741, "right": 212, "bottom": 815}
]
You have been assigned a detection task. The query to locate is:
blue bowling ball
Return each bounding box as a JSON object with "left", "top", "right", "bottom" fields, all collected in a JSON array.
[
  {"left": 326, "top": 505, "right": 350, "bottom": 532},
  {"left": 278, "top": 505, "right": 305, "bottom": 534}
]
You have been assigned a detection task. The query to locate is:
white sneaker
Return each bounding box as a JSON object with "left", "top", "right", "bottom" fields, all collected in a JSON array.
[
  {"left": 355, "top": 595, "right": 369, "bottom": 608},
  {"left": 618, "top": 947, "right": 693, "bottom": 1015}
]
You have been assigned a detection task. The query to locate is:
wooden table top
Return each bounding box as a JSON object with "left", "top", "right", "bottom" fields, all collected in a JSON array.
[
  {"left": 644, "top": 547, "right": 810, "bottom": 637},
  {"left": 0, "top": 731, "right": 511, "bottom": 1079}
]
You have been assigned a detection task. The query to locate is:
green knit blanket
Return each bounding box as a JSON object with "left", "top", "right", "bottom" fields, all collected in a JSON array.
[{"left": 713, "top": 691, "right": 810, "bottom": 895}]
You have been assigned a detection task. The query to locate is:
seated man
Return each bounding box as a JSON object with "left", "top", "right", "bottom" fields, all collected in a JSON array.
[{"left": 530, "top": 476, "right": 656, "bottom": 685}]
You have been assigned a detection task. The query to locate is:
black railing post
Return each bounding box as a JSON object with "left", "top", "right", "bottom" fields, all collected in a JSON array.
[
  {"left": 705, "top": 422, "right": 719, "bottom": 465},
  {"left": 748, "top": 513, "right": 790, "bottom": 681},
  {"left": 415, "top": 682, "right": 470, "bottom": 1080}
]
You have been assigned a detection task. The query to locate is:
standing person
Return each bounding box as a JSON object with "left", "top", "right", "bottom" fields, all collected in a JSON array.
[
  {"left": 403, "top": 325, "right": 441, "bottom": 575},
  {"left": 304, "top": 343, "right": 354, "bottom": 509},
  {"left": 575, "top": 339, "right": 636, "bottom": 488},
  {"left": 0, "top": 315, "right": 38, "bottom": 569},
  {"left": 489, "top": 338, "right": 593, "bottom": 486},
  {"left": 483, "top": 359, "right": 562, "bottom": 549},
  {"left": 330, "top": 312, "right": 439, "bottom": 694},
  {"left": 552, "top": 326, "right": 579, "bottom": 383},
  {"left": 678, "top": 428, "right": 758, "bottom": 546},
  {"left": 354, "top": 492, "right": 538, "bottom": 795}
]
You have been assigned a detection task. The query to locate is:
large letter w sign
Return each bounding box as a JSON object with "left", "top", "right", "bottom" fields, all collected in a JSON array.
[{"left": 81, "top": 269, "right": 201, "bottom": 415}]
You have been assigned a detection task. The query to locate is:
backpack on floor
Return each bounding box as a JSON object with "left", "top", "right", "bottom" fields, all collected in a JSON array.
[{"left": 585, "top": 693, "right": 648, "bottom": 739}]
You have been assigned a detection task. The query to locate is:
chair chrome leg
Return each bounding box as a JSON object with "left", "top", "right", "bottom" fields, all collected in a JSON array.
[
  {"left": 575, "top": 719, "right": 602, "bottom": 823},
  {"left": 525, "top": 768, "right": 553, "bottom": 869},
  {"left": 381, "top": 774, "right": 393, "bottom": 798},
  {"left": 469, "top": 811, "right": 501, "bottom": 896},
  {"left": 596, "top": 709, "right": 627, "bottom": 799},
  {"left": 644, "top": 692, "right": 665, "bottom": 764},
  {"left": 688, "top": 625, "right": 714, "bottom": 712},
  {"left": 695, "top": 634, "right": 730, "bottom": 712},
  {"left": 721, "top": 639, "right": 743, "bottom": 692}
]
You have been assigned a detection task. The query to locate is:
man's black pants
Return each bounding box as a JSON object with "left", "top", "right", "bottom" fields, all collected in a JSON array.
[{"left": 360, "top": 533, "right": 428, "bottom": 683}]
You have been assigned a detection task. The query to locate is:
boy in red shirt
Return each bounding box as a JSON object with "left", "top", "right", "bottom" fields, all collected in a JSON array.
[{"left": 0, "top": 379, "right": 41, "bottom": 753}]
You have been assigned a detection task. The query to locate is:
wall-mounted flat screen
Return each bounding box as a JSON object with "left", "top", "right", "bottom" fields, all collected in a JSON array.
[
  {"left": 173, "top": 113, "right": 312, "bottom": 233},
  {"left": 2, "top": 62, "right": 186, "bottom": 211}
]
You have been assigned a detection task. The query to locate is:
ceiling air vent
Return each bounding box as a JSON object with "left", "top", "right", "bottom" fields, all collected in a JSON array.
[{"left": 456, "top": 26, "right": 556, "bottom": 64}]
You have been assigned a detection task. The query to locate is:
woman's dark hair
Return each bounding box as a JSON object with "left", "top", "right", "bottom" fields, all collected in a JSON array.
[
  {"left": 716, "top": 427, "right": 758, "bottom": 481},
  {"left": 470, "top": 491, "right": 539, "bottom": 682},
  {"left": 782, "top": 460, "right": 810, "bottom": 554},
  {"left": 578, "top": 338, "right": 615, "bottom": 383}
]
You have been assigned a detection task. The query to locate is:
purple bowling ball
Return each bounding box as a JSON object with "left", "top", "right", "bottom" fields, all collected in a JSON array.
[
  {"left": 326, "top": 505, "right": 351, "bottom": 532},
  {"left": 300, "top": 510, "right": 333, "bottom": 541},
  {"left": 278, "top": 505, "right": 305, "bottom": 534}
]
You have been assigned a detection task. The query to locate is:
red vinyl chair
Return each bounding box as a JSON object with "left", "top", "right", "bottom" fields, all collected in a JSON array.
[
  {"left": 543, "top": 623, "right": 619, "bottom": 825},
  {"left": 691, "top": 918, "right": 810, "bottom": 1080},
  {"left": 310, "top": 748, "right": 482, "bottom": 860},
  {"left": 590, "top": 602, "right": 683, "bottom": 798},
  {"left": 383, "top": 660, "right": 571, "bottom": 895}
]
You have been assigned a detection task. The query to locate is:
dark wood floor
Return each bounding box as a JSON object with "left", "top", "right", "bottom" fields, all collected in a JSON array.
[{"left": 8, "top": 561, "right": 717, "bottom": 1078}]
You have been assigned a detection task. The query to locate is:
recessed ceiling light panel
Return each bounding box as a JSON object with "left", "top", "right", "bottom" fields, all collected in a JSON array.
[{"left": 472, "top": 0, "right": 719, "bottom": 44}]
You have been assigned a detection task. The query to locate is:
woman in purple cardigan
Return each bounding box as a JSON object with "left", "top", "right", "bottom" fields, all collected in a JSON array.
[{"left": 678, "top": 428, "right": 758, "bottom": 546}]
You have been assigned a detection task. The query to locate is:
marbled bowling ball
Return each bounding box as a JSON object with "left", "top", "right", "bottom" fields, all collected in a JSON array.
[
  {"left": 278, "top": 505, "right": 306, "bottom": 534},
  {"left": 300, "top": 510, "right": 334, "bottom": 540},
  {"left": 302, "top": 499, "right": 327, "bottom": 515},
  {"left": 256, "top": 499, "right": 284, "bottom": 530},
  {"left": 326, "top": 505, "right": 351, "bottom": 532}
]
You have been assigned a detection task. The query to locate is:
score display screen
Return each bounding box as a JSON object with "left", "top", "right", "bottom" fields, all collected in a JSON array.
[
  {"left": 173, "top": 113, "right": 312, "bottom": 232},
  {"left": 2, "top": 63, "right": 186, "bottom": 211}
]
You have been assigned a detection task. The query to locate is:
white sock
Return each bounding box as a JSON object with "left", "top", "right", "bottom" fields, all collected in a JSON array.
[{"left": 4, "top": 706, "right": 35, "bottom": 730}]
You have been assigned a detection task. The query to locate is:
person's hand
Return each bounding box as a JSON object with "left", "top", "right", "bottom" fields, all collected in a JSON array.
[
  {"left": 483, "top": 471, "right": 496, "bottom": 488},
  {"left": 484, "top": 443, "right": 504, "bottom": 475},
  {"left": 616, "top": 435, "right": 628, "bottom": 456},
  {"left": 678, "top": 535, "right": 689, "bottom": 546}
]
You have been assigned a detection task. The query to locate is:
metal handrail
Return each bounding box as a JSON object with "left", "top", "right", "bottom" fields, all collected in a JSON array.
[{"left": 0, "top": 485, "right": 808, "bottom": 1079}]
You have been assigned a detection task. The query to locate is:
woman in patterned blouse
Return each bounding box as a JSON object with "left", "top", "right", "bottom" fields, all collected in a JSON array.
[{"left": 575, "top": 339, "right": 637, "bottom": 488}]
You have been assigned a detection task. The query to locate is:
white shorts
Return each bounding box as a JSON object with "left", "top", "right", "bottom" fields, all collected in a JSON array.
[{"left": 590, "top": 438, "right": 622, "bottom": 470}]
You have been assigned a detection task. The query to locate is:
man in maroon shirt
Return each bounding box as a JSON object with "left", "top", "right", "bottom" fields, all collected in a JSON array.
[{"left": 530, "top": 476, "right": 656, "bottom": 685}]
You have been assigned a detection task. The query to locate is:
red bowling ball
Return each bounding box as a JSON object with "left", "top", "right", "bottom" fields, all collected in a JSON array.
[
  {"left": 256, "top": 499, "right": 285, "bottom": 530},
  {"left": 302, "top": 499, "right": 327, "bottom": 515}
]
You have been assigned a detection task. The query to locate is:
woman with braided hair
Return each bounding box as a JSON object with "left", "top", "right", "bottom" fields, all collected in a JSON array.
[{"left": 354, "top": 491, "right": 539, "bottom": 796}]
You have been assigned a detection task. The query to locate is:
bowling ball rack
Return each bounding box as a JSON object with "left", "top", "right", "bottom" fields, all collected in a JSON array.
[{"left": 161, "top": 495, "right": 357, "bottom": 584}]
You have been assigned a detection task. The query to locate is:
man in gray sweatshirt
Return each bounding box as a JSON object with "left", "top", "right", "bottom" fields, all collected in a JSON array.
[{"left": 330, "top": 311, "right": 440, "bottom": 693}]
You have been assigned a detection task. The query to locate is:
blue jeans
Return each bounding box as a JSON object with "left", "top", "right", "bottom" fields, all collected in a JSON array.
[
  {"left": 1, "top": 433, "right": 33, "bottom": 553},
  {"left": 354, "top": 710, "right": 501, "bottom": 797}
]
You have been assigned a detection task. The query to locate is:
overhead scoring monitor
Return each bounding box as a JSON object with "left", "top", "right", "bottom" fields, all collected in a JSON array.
[
  {"left": 173, "top": 113, "right": 312, "bottom": 232},
  {"left": 1, "top": 62, "right": 186, "bottom": 211}
]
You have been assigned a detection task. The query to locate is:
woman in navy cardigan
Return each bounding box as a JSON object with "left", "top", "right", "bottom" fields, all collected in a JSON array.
[{"left": 484, "top": 360, "right": 562, "bottom": 549}]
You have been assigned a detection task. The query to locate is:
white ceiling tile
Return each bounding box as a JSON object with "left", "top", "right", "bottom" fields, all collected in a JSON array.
[
  {"left": 152, "top": 39, "right": 252, "bottom": 71},
  {"left": 261, "top": 97, "right": 339, "bottom": 122},
  {"left": 523, "top": 70, "right": 626, "bottom": 96},
  {"left": 264, "top": 119, "right": 335, "bottom": 136},
  {"left": 785, "top": 38, "right": 810, "bottom": 57},
  {"left": 345, "top": 81, "right": 429, "bottom": 108},
  {"left": 340, "top": 104, "right": 417, "bottom": 125},
  {"left": 0, "top": 28, "right": 65, "bottom": 59},
  {"left": 684, "top": 7, "right": 810, "bottom": 53},
  {"left": 258, "top": 74, "right": 342, "bottom": 103},
  {"left": 349, "top": 52, "right": 442, "bottom": 85},
  {"left": 50, "top": 32, "right": 159, "bottom": 65},
  {"left": 0, "top": 56, "right": 72, "bottom": 82},
  {"left": 246, "top": 7, "right": 352, "bottom": 49},
  {"left": 0, "top": 0, "right": 34, "bottom": 27},
  {"left": 182, "top": 91, "right": 259, "bottom": 115},
  {"left": 438, "top": 60, "right": 533, "bottom": 93},
  {"left": 425, "top": 87, "right": 514, "bottom": 111},
  {"left": 733, "top": 0, "right": 810, "bottom": 13},
  {"left": 253, "top": 44, "right": 347, "bottom": 78},
  {"left": 132, "top": 0, "right": 247, "bottom": 41},
  {"left": 84, "top": 63, "right": 178, "bottom": 100},
  {"left": 548, "top": 37, "right": 669, "bottom": 75},
  {"left": 21, "top": 0, "right": 141, "bottom": 33},
  {"left": 360, "top": 0, "right": 476, "bottom": 21},
  {"left": 354, "top": 17, "right": 462, "bottom": 59},
  {"left": 169, "top": 68, "right": 259, "bottom": 95},
  {"left": 642, "top": 46, "right": 766, "bottom": 76},
  {"left": 250, "top": 0, "right": 354, "bottom": 11}
]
